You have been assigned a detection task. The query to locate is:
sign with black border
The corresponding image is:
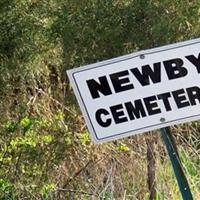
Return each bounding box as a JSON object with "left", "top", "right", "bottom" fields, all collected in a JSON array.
[{"left": 67, "top": 38, "right": 200, "bottom": 143}]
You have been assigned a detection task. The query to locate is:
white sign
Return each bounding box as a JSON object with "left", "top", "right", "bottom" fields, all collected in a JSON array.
[{"left": 67, "top": 38, "right": 200, "bottom": 143}]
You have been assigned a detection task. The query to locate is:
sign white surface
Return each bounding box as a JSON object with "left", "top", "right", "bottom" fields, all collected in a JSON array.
[{"left": 67, "top": 38, "right": 200, "bottom": 143}]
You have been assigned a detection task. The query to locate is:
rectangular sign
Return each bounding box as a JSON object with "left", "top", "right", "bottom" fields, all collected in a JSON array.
[{"left": 67, "top": 38, "right": 200, "bottom": 143}]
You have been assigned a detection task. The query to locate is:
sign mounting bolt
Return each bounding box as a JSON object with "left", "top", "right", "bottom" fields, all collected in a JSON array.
[
  {"left": 140, "top": 54, "right": 145, "bottom": 59},
  {"left": 160, "top": 118, "right": 166, "bottom": 122}
]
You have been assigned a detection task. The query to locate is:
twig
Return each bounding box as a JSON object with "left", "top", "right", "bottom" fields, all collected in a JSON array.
[
  {"left": 63, "top": 157, "right": 104, "bottom": 188},
  {"left": 35, "top": 87, "right": 77, "bottom": 117},
  {"left": 27, "top": 92, "right": 39, "bottom": 106},
  {"left": 123, "top": 190, "right": 127, "bottom": 200},
  {"left": 62, "top": 160, "right": 92, "bottom": 188},
  {"left": 99, "top": 163, "right": 115, "bottom": 198},
  {"left": 54, "top": 188, "right": 97, "bottom": 196}
]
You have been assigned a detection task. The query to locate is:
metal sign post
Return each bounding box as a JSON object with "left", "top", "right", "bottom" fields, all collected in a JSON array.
[{"left": 160, "top": 127, "right": 193, "bottom": 200}]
